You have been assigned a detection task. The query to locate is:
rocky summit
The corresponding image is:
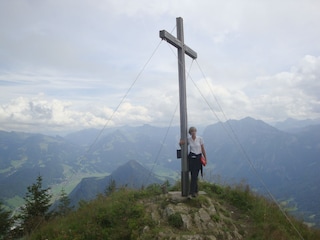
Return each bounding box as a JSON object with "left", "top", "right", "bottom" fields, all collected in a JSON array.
[
  {"left": 18, "top": 182, "right": 320, "bottom": 240},
  {"left": 142, "top": 191, "right": 246, "bottom": 240}
]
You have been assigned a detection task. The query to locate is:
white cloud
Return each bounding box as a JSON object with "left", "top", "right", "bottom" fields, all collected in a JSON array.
[
  {"left": 1, "top": 52, "right": 319, "bottom": 134},
  {"left": 0, "top": 96, "right": 110, "bottom": 133},
  {"left": 245, "top": 55, "right": 320, "bottom": 121},
  {"left": 0, "top": 96, "right": 165, "bottom": 134},
  {"left": 0, "top": 0, "right": 319, "bottom": 133}
]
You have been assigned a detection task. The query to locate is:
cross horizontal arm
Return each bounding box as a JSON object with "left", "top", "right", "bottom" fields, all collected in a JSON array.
[{"left": 159, "top": 30, "right": 197, "bottom": 59}]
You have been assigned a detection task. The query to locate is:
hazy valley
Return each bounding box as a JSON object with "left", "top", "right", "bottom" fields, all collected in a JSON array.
[{"left": 0, "top": 117, "right": 319, "bottom": 228}]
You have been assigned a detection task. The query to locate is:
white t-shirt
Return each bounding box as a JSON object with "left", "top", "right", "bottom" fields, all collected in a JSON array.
[{"left": 188, "top": 136, "right": 204, "bottom": 155}]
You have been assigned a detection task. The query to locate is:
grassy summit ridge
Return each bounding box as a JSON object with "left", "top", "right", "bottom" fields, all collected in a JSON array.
[{"left": 28, "top": 181, "right": 320, "bottom": 240}]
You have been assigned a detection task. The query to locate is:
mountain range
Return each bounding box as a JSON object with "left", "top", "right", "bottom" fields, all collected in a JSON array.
[
  {"left": 0, "top": 117, "right": 319, "bottom": 227},
  {"left": 203, "top": 117, "right": 320, "bottom": 227},
  {"left": 68, "top": 159, "right": 164, "bottom": 206}
]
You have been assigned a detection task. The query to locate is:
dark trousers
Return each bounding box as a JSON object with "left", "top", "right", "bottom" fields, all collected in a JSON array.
[
  {"left": 190, "top": 168, "right": 199, "bottom": 195},
  {"left": 188, "top": 152, "right": 202, "bottom": 195}
]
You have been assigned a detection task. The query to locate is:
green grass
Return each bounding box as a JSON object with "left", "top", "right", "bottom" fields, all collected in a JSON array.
[
  {"left": 168, "top": 212, "right": 184, "bottom": 228},
  {"left": 145, "top": 164, "right": 179, "bottom": 180},
  {"left": 28, "top": 185, "right": 160, "bottom": 240},
  {"left": 11, "top": 157, "right": 27, "bottom": 168},
  {"left": 5, "top": 195, "right": 24, "bottom": 207},
  {"left": 199, "top": 181, "right": 320, "bottom": 240},
  {"left": 49, "top": 172, "right": 110, "bottom": 199},
  {"left": 24, "top": 181, "right": 320, "bottom": 240}
]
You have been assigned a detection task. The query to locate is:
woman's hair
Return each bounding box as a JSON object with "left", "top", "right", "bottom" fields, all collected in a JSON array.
[{"left": 188, "top": 126, "right": 197, "bottom": 135}]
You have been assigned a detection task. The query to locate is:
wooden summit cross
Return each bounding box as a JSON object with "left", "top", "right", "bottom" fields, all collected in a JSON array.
[{"left": 160, "top": 17, "right": 197, "bottom": 197}]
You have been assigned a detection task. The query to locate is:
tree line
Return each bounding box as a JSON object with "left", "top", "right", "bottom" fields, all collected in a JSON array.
[{"left": 0, "top": 175, "right": 73, "bottom": 239}]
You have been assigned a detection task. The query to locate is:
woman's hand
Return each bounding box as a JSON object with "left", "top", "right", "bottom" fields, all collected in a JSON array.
[{"left": 179, "top": 139, "right": 185, "bottom": 146}]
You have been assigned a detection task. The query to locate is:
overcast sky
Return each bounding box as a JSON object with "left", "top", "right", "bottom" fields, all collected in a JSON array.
[{"left": 1, "top": 0, "right": 320, "bottom": 134}]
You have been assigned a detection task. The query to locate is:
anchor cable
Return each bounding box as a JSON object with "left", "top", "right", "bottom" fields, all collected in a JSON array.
[
  {"left": 144, "top": 57, "right": 194, "bottom": 184},
  {"left": 28, "top": 37, "right": 165, "bottom": 233},
  {"left": 163, "top": 39, "right": 304, "bottom": 240},
  {"left": 192, "top": 59, "right": 305, "bottom": 240}
]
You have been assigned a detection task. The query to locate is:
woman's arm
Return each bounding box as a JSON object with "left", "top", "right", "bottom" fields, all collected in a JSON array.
[{"left": 201, "top": 144, "right": 207, "bottom": 159}]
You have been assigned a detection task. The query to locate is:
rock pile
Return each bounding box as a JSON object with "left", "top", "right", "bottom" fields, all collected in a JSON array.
[{"left": 142, "top": 191, "right": 246, "bottom": 240}]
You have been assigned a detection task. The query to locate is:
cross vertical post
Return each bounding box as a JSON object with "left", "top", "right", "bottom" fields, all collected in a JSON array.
[{"left": 160, "top": 17, "right": 197, "bottom": 196}]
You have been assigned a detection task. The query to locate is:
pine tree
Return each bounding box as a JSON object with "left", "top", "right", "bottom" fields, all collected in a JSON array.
[
  {"left": 56, "top": 188, "right": 73, "bottom": 216},
  {"left": 105, "top": 178, "right": 116, "bottom": 195},
  {"left": 19, "top": 175, "right": 52, "bottom": 234},
  {"left": 0, "top": 201, "right": 11, "bottom": 239}
]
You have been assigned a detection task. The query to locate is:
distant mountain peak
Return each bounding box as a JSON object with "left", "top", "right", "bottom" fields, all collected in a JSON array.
[
  {"left": 126, "top": 159, "right": 143, "bottom": 167},
  {"left": 110, "top": 160, "right": 154, "bottom": 183},
  {"left": 272, "top": 117, "right": 320, "bottom": 132},
  {"left": 68, "top": 160, "right": 163, "bottom": 206}
]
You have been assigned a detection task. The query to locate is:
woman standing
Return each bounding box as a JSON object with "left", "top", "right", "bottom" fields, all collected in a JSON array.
[{"left": 180, "top": 126, "right": 207, "bottom": 198}]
